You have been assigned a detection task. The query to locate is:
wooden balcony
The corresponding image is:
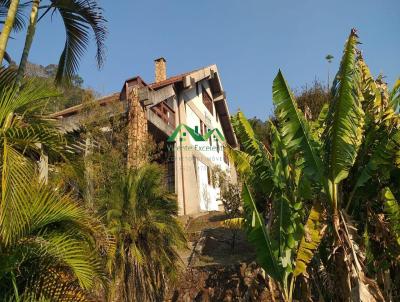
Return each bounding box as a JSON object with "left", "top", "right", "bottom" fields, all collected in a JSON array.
[
  {"left": 147, "top": 101, "right": 176, "bottom": 137},
  {"left": 150, "top": 101, "right": 176, "bottom": 128}
]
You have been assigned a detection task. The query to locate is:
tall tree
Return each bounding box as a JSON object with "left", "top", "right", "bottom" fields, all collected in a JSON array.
[
  {"left": 106, "top": 164, "right": 186, "bottom": 302},
  {"left": 15, "top": 0, "right": 107, "bottom": 84},
  {"left": 0, "top": 0, "right": 20, "bottom": 65},
  {"left": 15, "top": 0, "right": 38, "bottom": 84}
]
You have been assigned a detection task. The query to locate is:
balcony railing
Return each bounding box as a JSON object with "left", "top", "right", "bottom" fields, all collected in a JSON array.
[{"left": 150, "top": 101, "right": 175, "bottom": 127}]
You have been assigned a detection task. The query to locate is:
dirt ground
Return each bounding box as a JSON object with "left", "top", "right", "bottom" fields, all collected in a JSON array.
[
  {"left": 179, "top": 211, "right": 256, "bottom": 267},
  {"left": 168, "top": 212, "right": 278, "bottom": 302}
]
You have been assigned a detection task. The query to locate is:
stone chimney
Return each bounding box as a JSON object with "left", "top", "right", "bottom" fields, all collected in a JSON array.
[{"left": 154, "top": 57, "right": 166, "bottom": 83}]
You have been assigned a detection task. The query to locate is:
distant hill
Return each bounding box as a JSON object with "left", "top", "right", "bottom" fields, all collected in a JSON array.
[{"left": 25, "top": 62, "right": 95, "bottom": 113}]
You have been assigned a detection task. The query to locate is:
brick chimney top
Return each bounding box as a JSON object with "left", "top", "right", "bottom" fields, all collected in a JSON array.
[{"left": 154, "top": 57, "right": 167, "bottom": 83}]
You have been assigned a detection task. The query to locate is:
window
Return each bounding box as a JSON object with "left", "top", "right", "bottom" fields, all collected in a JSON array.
[{"left": 202, "top": 87, "right": 214, "bottom": 115}]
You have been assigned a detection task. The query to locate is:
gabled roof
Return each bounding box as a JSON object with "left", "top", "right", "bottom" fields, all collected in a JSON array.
[
  {"left": 147, "top": 65, "right": 208, "bottom": 90},
  {"left": 141, "top": 64, "right": 237, "bottom": 147},
  {"left": 149, "top": 72, "right": 189, "bottom": 90},
  {"left": 50, "top": 64, "right": 237, "bottom": 147}
]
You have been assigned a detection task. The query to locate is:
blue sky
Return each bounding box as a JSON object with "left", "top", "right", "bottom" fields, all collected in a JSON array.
[{"left": 6, "top": 0, "right": 400, "bottom": 119}]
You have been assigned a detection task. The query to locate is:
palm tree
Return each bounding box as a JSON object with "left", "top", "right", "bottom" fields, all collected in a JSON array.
[
  {"left": 0, "top": 76, "right": 107, "bottom": 300},
  {"left": 0, "top": 0, "right": 28, "bottom": 65},
  {"left": 105, "top": 164, "right": 186, "bottom": 302},
  {"left": 11, "top": 0, "right": 107, "bottom": 84},
  {"left": 325, "top": 54, "right": 334, "bottom": 90},
  {"left": 0, "top": 0, "right": 20, "bottom": 64}
]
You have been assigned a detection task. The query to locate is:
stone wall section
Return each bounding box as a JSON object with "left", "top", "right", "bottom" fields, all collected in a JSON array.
[{"left": 127, "top": 85, "right": 149, "bottom": 169}]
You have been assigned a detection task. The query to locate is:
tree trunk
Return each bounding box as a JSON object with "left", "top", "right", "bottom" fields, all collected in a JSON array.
[
  {"left": 15, "top": 0, "right": 40, "bottom": 85},
  {"left": 0, "top": 0, "right": 20, "bottom": 65}
]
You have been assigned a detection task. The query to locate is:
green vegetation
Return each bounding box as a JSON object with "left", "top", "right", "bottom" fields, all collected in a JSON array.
[
  {"left": 230, "top": 29, "right": 400, "bottom": 301},
  {"left": 0, "top": 2, "right": 186, "bottom": 301},
  {"left": 0, "top": 0, "right": 106, "bottom": 85},
  {"left": 0, "top": 78, "right": 106, "bottom": 301},
  {"left": 105, "top": 165, "right": 186, "bottom": 301},
  {"left": 1, "top": 0, "right": 399, "bottom": 301},
  {"left": 23, "top": 62, "right": 96, "bottom": 112}
]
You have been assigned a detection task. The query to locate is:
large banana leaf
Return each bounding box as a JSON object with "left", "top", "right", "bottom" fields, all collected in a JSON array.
[
  {"left": 389, "top": 78, "right": 400, "bottom": 112},
  {"left": 272, "top": 70, "right": 324, "bottom": 184},
  {"left": 349, "top": 129, "right": 400, "bottom": 203},
  {"left": 323, "top": 29, "right": 364, "bottom": 184},
  {"left": 356, "top": 56, "right": 380, "bottom": 116},
  {"left": 242, "top": 182, "right": 282, "bottom": 282},
  {"left": 382, "top": 187, "right": 400, "bottom": 246},
  {"left": 232, "top": 112, "right": 274, "bottom": 197},
  {"left": 293, "top": 202, "right": 326, "bottom": 277},
  {"left": 224, "top": 145, "right": 251, "bottom": 175},
  {"left": 231, "top": 111, "right": 271, "bottom": 158}
]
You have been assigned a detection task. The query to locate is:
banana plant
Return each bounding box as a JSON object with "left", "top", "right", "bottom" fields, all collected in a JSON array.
[
  {"left": 382, "top": 188, "right": 400, "bottom": 247},
  {"left": 231, "top": 29, "right": 400, "bottom": 301},
  {"left": 231, "top": 111, "right": 325, "bottom": 301}
]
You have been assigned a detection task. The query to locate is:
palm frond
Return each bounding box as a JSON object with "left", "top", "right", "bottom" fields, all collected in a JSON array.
[
  {"left": 48, "top": 0, "right": 107, "bottom": 83},
  {"left": 27, "top": 232, "right": 101, "bottom": 289},
  {"left": 0, "top": 76, "right": 105, "bottom": 299},
  {"left": 106, "top": 163, "right": 186, "bottom": 301},
  {"left": 5, "top": 122, "right": 66, "bottom": 154},
  {"left": 0, "top": 80, "right": 59, "bottom": 124},
  {"left": 0, "top": 66, "right": 17, "bottom": 90},
  {"left": 0, "top": 145, "right": 35, "bottom": 245},
  {"left": 0, "top": 0, "right": 27, "bottom": 32}
]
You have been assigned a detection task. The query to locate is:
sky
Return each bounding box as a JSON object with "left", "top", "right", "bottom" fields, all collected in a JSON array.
[{"left": 6, "top": 0, "right": 400, "bottom": 120}]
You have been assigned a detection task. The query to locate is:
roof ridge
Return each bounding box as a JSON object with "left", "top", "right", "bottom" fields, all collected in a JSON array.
[{"left": 148, "top": 64, "right": 215, "bottom": 89}]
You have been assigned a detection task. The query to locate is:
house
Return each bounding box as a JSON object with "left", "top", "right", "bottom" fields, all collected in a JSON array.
[{"left": 52, "top": 58, "right": 238, "bottom": 216}]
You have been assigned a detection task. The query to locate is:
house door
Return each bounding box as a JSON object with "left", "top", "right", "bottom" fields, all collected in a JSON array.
[{"left": 197, "top": 160, "right": 211, "bottom": 211}]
